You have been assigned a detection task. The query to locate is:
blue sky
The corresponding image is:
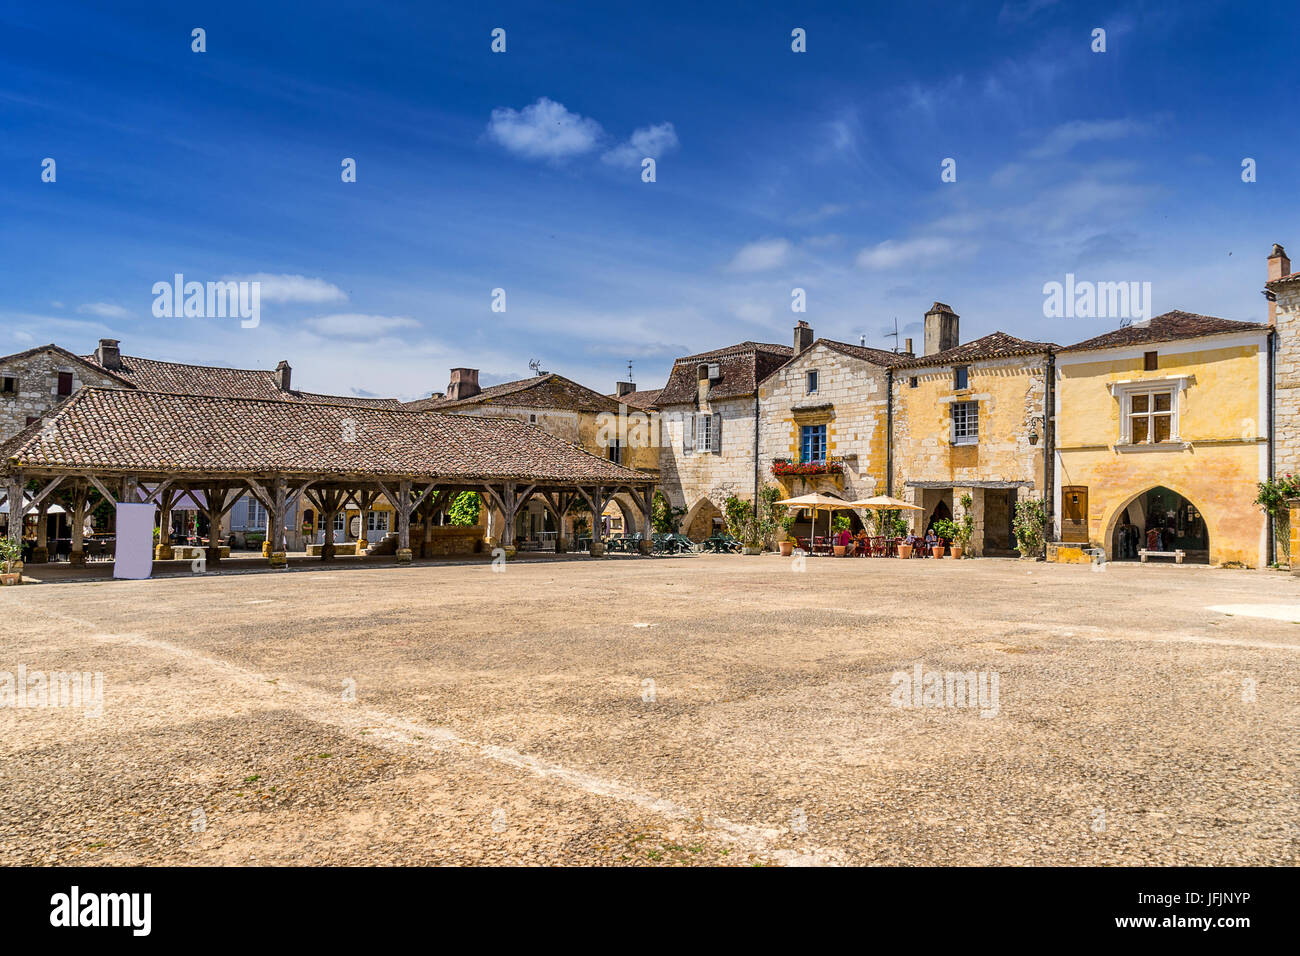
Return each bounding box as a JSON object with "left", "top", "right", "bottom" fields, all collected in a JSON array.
[{"left": 1, "top": 0, "right": 1295, "bottom": 400}]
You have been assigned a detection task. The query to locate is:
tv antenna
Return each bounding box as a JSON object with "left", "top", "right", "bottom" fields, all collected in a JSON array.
[
  {"left": 528, "top": 358, "right": 546, "bottom": 376},
  {"left": 882, "top": 316, "right": 900, "bottom": 352},
  {"left": 627, "top": 360, "right": 634, "bottom": 383}
]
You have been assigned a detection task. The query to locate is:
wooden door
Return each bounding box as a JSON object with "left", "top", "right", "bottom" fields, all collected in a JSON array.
[{"left": 1061, "top": 486, "right": 1088, "bottom": 543}]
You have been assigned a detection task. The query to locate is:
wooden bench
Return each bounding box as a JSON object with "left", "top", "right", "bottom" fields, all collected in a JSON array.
[{"left": 1139, "top": 549, "right": 1185, "bottom": 564}]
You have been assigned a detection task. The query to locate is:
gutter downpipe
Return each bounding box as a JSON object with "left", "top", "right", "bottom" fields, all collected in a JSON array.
[
  {"left": 886, "top": 368, "right": 894, "bottom": 494},
  {"left": 1268, "top": 328, "right": 1276, "bottom": 566},
  {"left": 1045, "top": 352, "right": 1055, "bottom": 538}
]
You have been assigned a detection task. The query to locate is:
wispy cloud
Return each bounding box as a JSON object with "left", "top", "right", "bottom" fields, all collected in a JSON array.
[
  {"left": 1027, "top": 118, "right": 1151, "bottom": 159},
  {"left": 603, "top": 122, "right": 679, "bottom": 168},
  {"left": 856, "top": 237, "right": 957, "bottom": 270},
  {"left": 304, "top": 313, "right": 419, "bottom": 338},
  {"left": 224, "top": 273, "right": 347, "bottom": 304},
  {"left": 727, "top": 238, "right": 792, "bottom": 272},
  {"left": 487, "top": 97, "right": 604, "bottom": 161},
  {"left": 77, "top": 302, "right": 131, "bottom": 319}
]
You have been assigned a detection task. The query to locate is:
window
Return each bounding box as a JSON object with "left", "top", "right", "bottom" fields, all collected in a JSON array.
[
  {"left": 806, "top": 370, "right": 819, "bottom": 394},
  {"left": 26, "top": 416, "right": 38, "bottom": 426},
  {"left": 57, "top": 371, "right": 73, "bottom": 396},
  {"left": 367, "top": 510, "right": 390, "bottom": 533},
  {"left": 696, "top": 413, "right": 713, "bottom": 451},
  {"left": 607, "top": 439, "right": 623, "bottom": 465},
  {"left": 247, "top": 498, "right": 268, "bottom": 529},
  {"left": 1143, "top": 351, "right": 1158, "bottom": 371},
  {"left": 909, "top": 376, "right": 918, "bottom": 388},
  {"left": 954, "top": 366, "right": 969, "bottom": 390},
  {"left": 528, "top": 413, "right": 537, "bottom": 424},
  {"left": 951, "top": 401, "right": 979, "bottom": 445},
  {"left": 1, "top": 376, "right": 16, "bottom": 395},
  {"left": 333, "top": 512, "right": 346, "bottom": 533},
  {"left": 1127, "top": 388, "right": 1174, "bottom": 444},
  {"left": 800, "top": 424, "right": 827, "bottom": 462}
]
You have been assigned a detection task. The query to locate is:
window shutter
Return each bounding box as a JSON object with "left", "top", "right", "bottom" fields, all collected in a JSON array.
[
  {"left": 711, "top": 413, "right": 722, "bottom": 453},
  {"left": 682, "top": 413, "right": 694, "bottom": 452}
]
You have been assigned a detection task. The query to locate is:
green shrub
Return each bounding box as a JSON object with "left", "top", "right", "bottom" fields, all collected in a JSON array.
[{"left": 1013, "top": 497, "right": 1048, "bottom": 556}]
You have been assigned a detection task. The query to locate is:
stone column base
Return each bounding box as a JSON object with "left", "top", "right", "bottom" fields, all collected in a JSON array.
[
  {"left": 396, "top": 548, "right": 413, "bottom": 564},
  {"left": 262, "top": 541, "right": 272, "bottom": 557},
  {"left": 637, "top": 540, "right": 653, "bottom": 555},
  {"left": 589, "top": 541, "right": 607, "bottom": 557},
  {"left": 268, "top": 551, "right": 287, "bottom": 568},
  {"left": 357, "top": 538, "right": 369, "bottom": 555},
  {"left": 155, "top": 544, "right": 174, "bottom": 560},
  {"left": 30, "top": 547, "right": 49, "bottom": 563},
  {"left": 69, "top": 551, "right": 86, "bottom": 566}
]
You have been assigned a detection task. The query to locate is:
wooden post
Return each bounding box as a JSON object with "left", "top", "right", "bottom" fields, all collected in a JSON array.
[
  {"left": 499, "top": 481, "right": 518, "bottom": 553},
  {"left": 5, "top": 473, "right": 25, "bottom": 555},
  {"left": 155, "top": 490, "right": 175, "bottom": 560},
  {"left": 269, "top": 477, "right": 288, "bottom": 568},
  {"left": 639, "top": 484, "right": 655, "bottom": 554},
  {"left": 32, "top": 503, "right": 50, "bottom": 563},
  {"left": 69, "top": 481, "right": 88, "bottom": 566},
  {"left": 396, "top": 480, "right": 412, "bottom": 563}
]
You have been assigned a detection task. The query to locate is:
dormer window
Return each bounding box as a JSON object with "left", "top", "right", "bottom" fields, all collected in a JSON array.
[
  {"left": 953, "top": 365, "right": 969, "bottom": 390},
  {"left": 806, "top": 370, "right": 819, "bottom": 394},
  {"left": 57, "top": 371, "right": 73, "bottom": 396}
]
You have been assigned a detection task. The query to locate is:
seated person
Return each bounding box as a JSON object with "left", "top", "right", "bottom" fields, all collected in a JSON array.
[
  {"left": 835, "top": 528, "right": 854, "bottom": 549},
  {"left": 925, "top": 528, "right": 939, "bottom": 548}
]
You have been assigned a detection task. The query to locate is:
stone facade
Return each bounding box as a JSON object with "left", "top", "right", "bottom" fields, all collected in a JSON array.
[
  {"left": 1272, "top": 280, "right": 1300, "bottom": 476},
  {"left": 892, "top": 353, "right": 1050, "bottom": 554},
  {"left": 0, "top": 348, "right": 123, "bottom": 443},
  {"left": 758, "top": 340, "right": 892, "bottom": 508},
  {"left": 657, "top": 394, "right": 759, "bottom": 539}
]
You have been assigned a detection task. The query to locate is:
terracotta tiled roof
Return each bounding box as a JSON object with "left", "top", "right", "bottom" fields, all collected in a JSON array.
[
  {"left": 0, "top": 344, "right": 133, "bottom": 386},
  {"left": 657, "top": 342, "right": 794, "bottom": 405},
  {"left": 1267, "top": 272, "right": 1300, "bottom": 287},
  {"left": 404, "top": 373, "right": 622, "bottom": 414},
  {"left": 77, "top": 352, "right": 401, "bottom": 407},
  {"left": 815, "top": 339, "right": 913, "bottom": 366},
  {"left": 891, "top": 331, "right": 1057, "bottom": 369},
  {"left": 609, "top": 388, "right": 662, "bottom": 410},
  {"left": 1, "top": 388, "right": 648, "bottom": 484},
  {"left": 1058, "top": 311, "right": 1267, "bottom": 353}
]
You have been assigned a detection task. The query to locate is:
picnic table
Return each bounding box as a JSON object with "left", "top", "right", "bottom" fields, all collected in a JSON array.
[{"left": 652, "top": 532, "right": 696, "bottom": 554}]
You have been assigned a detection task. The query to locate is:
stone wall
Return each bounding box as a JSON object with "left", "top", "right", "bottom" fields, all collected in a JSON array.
[
  {"left": 758, "top": 343, "right": 890, "bottom": 504},
  {"left": 1274, "top": 285, "right": 1300, "bottom": 476},
  {"left": 0, "top": 349, "right": 123, "bottom": 442},
  {"left": 656, "top": 394, "right": 758, "bottom": 537}
]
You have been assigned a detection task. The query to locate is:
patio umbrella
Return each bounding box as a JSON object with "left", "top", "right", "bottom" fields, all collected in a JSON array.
[
  {"left": 775, "top": 492, "right": 857, "bottom": 545},
  {"left": 848, "top": 494, "right": 924, "bottom": 537}
]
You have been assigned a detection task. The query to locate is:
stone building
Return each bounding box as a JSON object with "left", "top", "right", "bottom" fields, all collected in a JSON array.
[
  {"left": 654, "top": 340, "right": 793, "bottom": 540},
  {"left": 406, "top": 368, "right": 660, "bottom": 546},
  {"left": 757, "top": 321, "right": 908, "bottom": 534},
  {"left": 890, "top": 304, "right": 1056, "bottom": 556},
  {"left": 1053, "top": 310, "right": 1270, "bottom": 565},
  {"left": 1268, "top": 244, "right": 1300, "bottom": 478}
]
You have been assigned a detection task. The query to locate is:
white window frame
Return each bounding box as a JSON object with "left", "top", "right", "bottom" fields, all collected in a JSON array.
[
  {"left": 367, "top": 510, "right": 389, "bottom": 533},
  {"left": 696, "top": 413, "right": 712, "bottom": 451},
  {"left": 951, "top": 401, "right": 978, "bottom": 445},
  {"left": 247, "top": 498, "right": 268, "bottom": 529},
  {"left": 806, "top": 370, "right": 819, "bottom": 395},
  {"left": 1109, "top": 377, "right": 1187, "bottom": 449},
  {"left": 333, "top": 511, "right": 346, "bottom": 533}
]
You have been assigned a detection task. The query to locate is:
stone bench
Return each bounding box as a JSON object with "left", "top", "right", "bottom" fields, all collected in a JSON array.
[
  {"left": 1139, "top": 549, "right": 1185, "bottom": 563},
  {"left": 306, "top": 542, "right": 359, "bottom": 556}
]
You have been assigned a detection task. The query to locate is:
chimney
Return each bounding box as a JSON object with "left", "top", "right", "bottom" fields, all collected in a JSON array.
[
  {"left": 429, "top": 391, "right": 445, "bottom": 400},
  {"left": 923, "top": 303, "right": 960, "bottom": 356},
  {"left": 446, "top": 367, "right": 481, "bottom": 401},
  {"left": 95, "top": 338, "right": 122, "bottom": 370},
  {"left": 275, "top": 360, "right": 292, "bottom": 392},
  {"left": 904, "top": 337, "right": 913, "bottom": 355},
  {"left": 793, "top": 320, "right": 814, "bottom": 355},
  {"left": 615, "top": 381, "right": 636, "bottom": 397},
  {"left": 1268, "top": 244, "right": 1291, "bottom": 325}
]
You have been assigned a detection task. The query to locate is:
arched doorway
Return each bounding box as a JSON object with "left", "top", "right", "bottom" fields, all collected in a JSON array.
[
  {"left": 681, "top": 498, "right": 723, "bottom": 542},
  {"left": 1110, "top": 486, "right": 1209, "bottom": 562},
  {"left": 926, "top": 499, "right": 951, "bottom": 533}
]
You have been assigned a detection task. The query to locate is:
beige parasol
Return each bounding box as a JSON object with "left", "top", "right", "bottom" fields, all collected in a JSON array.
[{"left": 775, "top": 492, "right": 858, "bottom": 545}]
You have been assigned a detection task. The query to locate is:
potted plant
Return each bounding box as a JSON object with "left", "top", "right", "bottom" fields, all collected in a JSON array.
[
  {"left": 779, "top": 513, "right": 797, "bottom": 556},
  {"left": 951, "top": 493, "right": 975, "bottom": 559},
  {"left": 831, "top": 514, "right": 851, "bottom": 556},
  {"left": 0, "top": 537, "right": 23, "bottom": 586},
  {"left": 931, "top": 518, "right": 956, "bottom": 558}
]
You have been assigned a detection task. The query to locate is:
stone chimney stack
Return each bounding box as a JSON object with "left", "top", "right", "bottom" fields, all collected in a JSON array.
[
  {"left": 793, "top": 320, "right": 814, "bottom": 355},
  {"left": 923, "top": 303, "right": 959, "bottom": 356},
  {"left": 95, "top": 338, "right": 122, "bottom": 370},
  {"left": 447, "top": 368, "right": 481, "bottom": 401},
  {"left": 904, "top": 337, "right": 913, "bottom": 355},
  {"left": 615, "top": 381, "right": 636, "bottom": 397},
  {"left": 275, "top": 360, "right": 292, "bottom": 391},
  {"left": 1269, "top": 244, "right": 1292, "bottom": 325}
]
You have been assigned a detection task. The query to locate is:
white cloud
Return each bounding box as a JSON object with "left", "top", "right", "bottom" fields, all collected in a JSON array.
[
  {"left": 602, "top": 122, "right": 679, "bottom": 167},
  {"left": 225, "top": 273, "right": 348, "bottom": 304},
  {"left": 727, "top": 238, "right": 792, "bottom": 272},
  {"left": 77, "top": 302, "right": 131, "bottom": 319},
  {"left": 487, "top": 97, "right": 604, "bottom": 161},
  {"left": 304, "top": 313, "right": 419, "bottom": 338},
  {"left": 1028, "top": 119, "right": 1150, "bottom": 159},
  {"left": 856, "top": 237, "right": 957, "bottom": 270}
]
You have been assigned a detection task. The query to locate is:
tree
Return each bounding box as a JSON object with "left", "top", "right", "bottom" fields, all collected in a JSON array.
[
  {"left": 651, "top": 491, "right": 686, "bottom": 534},
  {"left": 447, "top": 492, "right": 481, "bottom": 526}
]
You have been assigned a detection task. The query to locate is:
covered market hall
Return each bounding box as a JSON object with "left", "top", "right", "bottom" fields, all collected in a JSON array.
[{"left": 0, "top": 387, "right": 656, "bottom": 574}]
